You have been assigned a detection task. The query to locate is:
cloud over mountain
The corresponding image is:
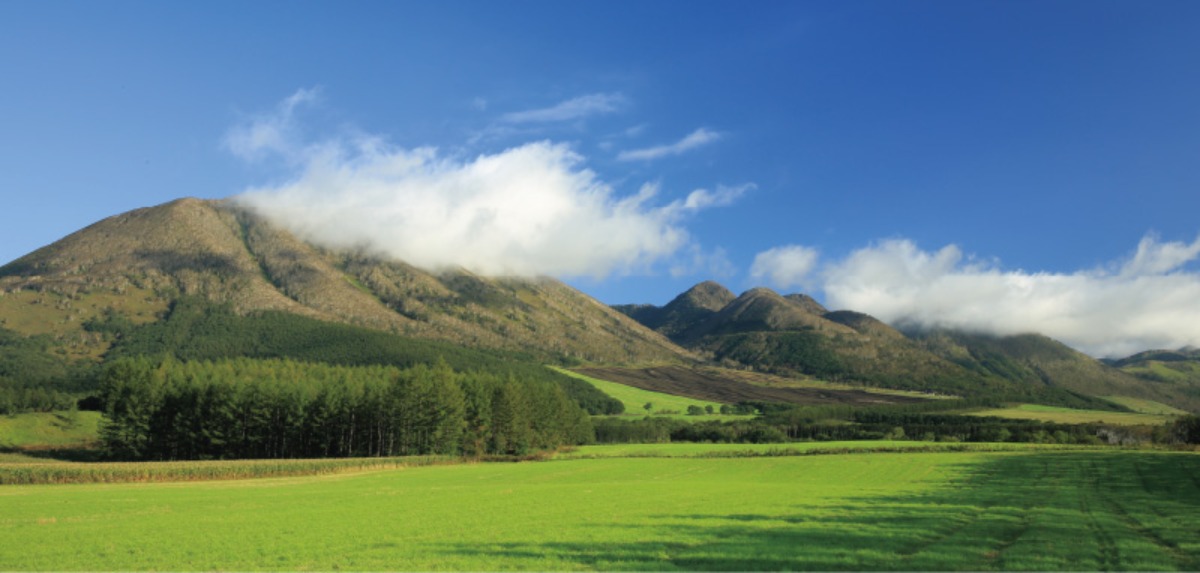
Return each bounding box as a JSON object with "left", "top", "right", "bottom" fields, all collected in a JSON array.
[
  {"left": 805, "top": 235, "right": 1200, "bottom": 357},
  {"left": 229, "top": 91, "right": 744, "bottom": 279},
  {"left": 750, "top": 245, "right": 819, "bottom": 290}
]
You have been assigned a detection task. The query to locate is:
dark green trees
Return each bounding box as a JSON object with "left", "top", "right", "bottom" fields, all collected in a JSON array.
[{"left": 97, "top": 357, "right": 592, "bottom": 460}]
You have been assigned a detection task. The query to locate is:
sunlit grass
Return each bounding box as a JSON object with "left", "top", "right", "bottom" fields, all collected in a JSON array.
[
  {"left": 970, "top": 403, "right": 1176, "bottom": 426},
  {"left": 1103, "top": 396, "right": 1190, "bottom": 416},
  {"left": 0, "top": 411, "right": 101, "bottom": 451},
  {"left": 2, "top": 448, "right": 1197, "bottom": 570},
  {"left": 552, "top": 367, "right": 739, "bottom": 417}
]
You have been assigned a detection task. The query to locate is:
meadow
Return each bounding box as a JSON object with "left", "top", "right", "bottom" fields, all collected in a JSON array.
[
  {"left": 553, "top": 367, "right": 733, "bottom": 417},
  {"left": 0, "top": 411, "right": 99, "bottom": 451},
  {"left": 971, "top": 403, "right": 1178, "bottom": 426},
  {"left": 2, "top": 446, "right": 1198, "bottom": 570}
]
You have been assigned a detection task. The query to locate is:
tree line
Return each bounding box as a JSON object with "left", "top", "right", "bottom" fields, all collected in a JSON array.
[{"left": 98, "top": 356, "right": 593, "bottom": 461}]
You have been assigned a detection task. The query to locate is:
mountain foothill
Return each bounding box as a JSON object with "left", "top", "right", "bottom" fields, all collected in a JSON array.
[{"left": 1, "top": 198, "right": 1197, "bottom": 415}]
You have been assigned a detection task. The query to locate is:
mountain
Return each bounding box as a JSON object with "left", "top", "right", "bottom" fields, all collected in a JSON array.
[
  {"left": 619, "top": 284, "right": 1013, "bottom": 396},
  {"left": 612, "top": 281, "right": 734, "bottom": 340},
  {"left": 909, "top": 330, "right": 1199, "bottom": 409},
  {"left": 4, "top": 200, "right": 1196, "bottom": 415},
  {"left": 1107, "top": 347, "right": 1200, "bottom": 404},
  {"left": 0, "top": 198, "right": 688, "bottom": 366},
  {"left": 620, "top": 281, "right": 1197, "bottom": 411}
]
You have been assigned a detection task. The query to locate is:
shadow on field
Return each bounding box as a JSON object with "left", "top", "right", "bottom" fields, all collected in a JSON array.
[
  {"left": 0, "top": 446, "right": 103, "bottom": 462},
  {"left": 435, "top": 452, "right": 1200, "bottom": 571}
]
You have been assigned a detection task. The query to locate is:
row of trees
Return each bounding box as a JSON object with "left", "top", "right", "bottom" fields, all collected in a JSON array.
[{"left": 98, "top": 357, "right": 593, "bottom": 461}]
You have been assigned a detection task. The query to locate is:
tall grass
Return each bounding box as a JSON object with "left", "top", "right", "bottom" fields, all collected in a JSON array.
[{"left": 0, "top": 455, "right": 452, "bottom": 485}]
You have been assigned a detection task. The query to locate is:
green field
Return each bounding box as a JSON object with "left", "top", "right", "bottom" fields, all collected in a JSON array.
[
  {"left": 553, "top": 367, "right": 737, "bottom": 418},
  {"left": 558, "top": 441, "right": 1076, "bottom": 459},
  {"left": 1103, "top": 396, "right": 1191, "bottom": 416},
  {"left": 971, "top": 403, "right": 1178, "bottom": 426},
  {"left": 2, "top": 447, "right": 1198, "bottom": 570},
  {"left": 0, "top": 411, "right": 101, "bottom": 451}
]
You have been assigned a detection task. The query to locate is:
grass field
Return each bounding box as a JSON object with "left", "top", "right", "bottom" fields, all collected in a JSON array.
[
  {"left": 1103, "top": 396, "right": 1191, "bottom": 416},
  {"left": 0, "top": 411, "right": 101, "bottom": 451},
  {"left": 971, "top": 403, "right": 1178, "bottom": 426},
  {"left": 2, "top": 447, "right": 1198, "bottom": 570},
  {"left": 558, "top": 441, "right": 1081, "bottom": 459},
  {"left": 553, "top": 367, "right": 735, "bottom": 417}
]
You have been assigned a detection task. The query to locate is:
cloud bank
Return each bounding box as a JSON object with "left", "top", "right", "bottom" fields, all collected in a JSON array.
[
  {"left": 752, "top": 236, "right": 1200, "bottom": 357},
  {"left": 230, "top": 91, "right": 745, "bottom": 279},
  {"left": 618, "top": 128, "right": 721, "bottom": 161}
]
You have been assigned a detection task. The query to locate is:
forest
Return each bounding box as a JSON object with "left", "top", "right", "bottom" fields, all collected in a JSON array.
[{"left": 98, "top": 356, "right": 593, "bottom": 460}]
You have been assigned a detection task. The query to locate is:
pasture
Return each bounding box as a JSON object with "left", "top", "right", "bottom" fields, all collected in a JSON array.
[
  {"left": 971, "top": 403, "right": 1178, "bottom": 426},
  {"left": 2, "top": 446, "right": 1197, "bottom": 570},
  {"left": 553, "top": 367, "right": 731, "bottom": 417}
]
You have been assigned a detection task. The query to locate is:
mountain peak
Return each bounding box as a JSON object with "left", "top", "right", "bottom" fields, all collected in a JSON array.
[
  {"left": 0, "top": 198, "right": 689, "bottom": 365},
  {"left": 676, "top": 281, "right": 736, "bottom": 311}
]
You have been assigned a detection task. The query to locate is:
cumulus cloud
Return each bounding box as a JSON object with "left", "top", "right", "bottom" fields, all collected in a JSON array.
[
  {"left": 750, "top": 245, "right": 821, "bottom": 290},
  {"left": 814, "top": 236, "right": 1200, "bottom": 357},
  {"left": 500, "top": 93, "right": 626, "bottom": 124},
  {"left": 229, "top": 93, "right": 748, "bottom": 279},
  {"left": 617, "top": 128, "right": 721, "bottom": 161}
]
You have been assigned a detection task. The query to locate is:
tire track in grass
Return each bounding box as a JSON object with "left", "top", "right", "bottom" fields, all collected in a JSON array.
[
  {"left": 1079, "top": 460, "right": 1121, "bottom": 571},
  {"left": 895, "top": 455, "right": 1053, "bottom": 570},
  {"left": 1101, "top": 460, "right": 1197, "bottom": 571},
  {"left": 985, "top": 456, "right": 1063, "bottom": 571}
]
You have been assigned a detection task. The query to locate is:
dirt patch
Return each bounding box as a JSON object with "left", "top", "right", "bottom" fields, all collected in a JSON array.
[{"left": 575, "top": 365, "right": 928, "bottom": 406}]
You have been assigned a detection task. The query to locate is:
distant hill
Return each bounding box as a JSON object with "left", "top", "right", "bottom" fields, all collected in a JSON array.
[
  {"left": 1106, "top": 347, "right": 1200, "bottom": 407},
  {"left": 612, "top": 281, "right": 734, "bottom": 340},
  {"left": 619, "top": 281, "right": 1198, "bottom": 412}
]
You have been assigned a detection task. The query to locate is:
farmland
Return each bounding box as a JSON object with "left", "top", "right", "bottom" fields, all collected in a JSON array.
[
  {"left": 553, "top": 367, "right": 733, "bottom": 417},
  {"left": 2, "top": 446, "right": 1198, "bottom": 570},
  {"left": 971, "top": 403, "right": 1180, "bottom": 426}
]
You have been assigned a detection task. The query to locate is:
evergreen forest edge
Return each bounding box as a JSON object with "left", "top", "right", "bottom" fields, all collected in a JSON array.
[{"left": 3, "top": 297, "right": 1199, "bottom": 460}]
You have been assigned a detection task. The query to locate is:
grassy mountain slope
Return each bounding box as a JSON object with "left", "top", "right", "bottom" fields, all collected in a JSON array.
[
  {"left": 1105, "top": 347, "right": 1200, "bottom": 409},
  {"left": 0, "top": 198, "right": 687, "bottom": 366},
  {"left": 625, "top": 284, "right": 1012, "bottom": 397},
  {"left": 618, "top": 282, "right": 1195, "bottom": 412},
  {"left": 613, "top": 280, "right": 735, "bottom": 340},
  {"left": 912, "top": 330, "right": 1200, "bottom": 412}
]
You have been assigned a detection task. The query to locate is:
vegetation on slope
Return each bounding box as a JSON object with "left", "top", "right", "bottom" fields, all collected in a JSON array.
[{"left": 1, "top": 198, "right": 688, "bottom": 366}]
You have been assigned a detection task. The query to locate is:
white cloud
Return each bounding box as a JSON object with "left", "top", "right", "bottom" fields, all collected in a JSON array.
[
  {"left": 662, "top": 184, "right": 754, "bottom": 218},
  {"left": 617, "top": 128, "right": 721, "bottom": 161},
  {"left": 230, "top": 93, "right": 749, "bottom": 280},
  {"left": 500, "top": 93, "right": 626, "bottom": 124},
  {"left": 815, "top": 236, "right": 1200, "bottom": 357},
  {"left": 751, "top": 245, "right": 821, "bottom": 290},
  {"left": 224, "top": 88, "right": 320, "bottom": 162}
]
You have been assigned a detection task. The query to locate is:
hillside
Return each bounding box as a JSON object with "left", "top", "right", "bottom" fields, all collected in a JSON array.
[
  {"left": 912, "top": 330, "right": 1200, "bottom": 412},
  {"left": 619, "top": 284, "right": 1016, "bottom": 397},
  {"left": 1106, "top": 347, "right": 1200, "bottom": 408},
  {"left": 612, "top": 281, "right": 735, "bottom": 340},
  {"left": 620, "top": 282, "right": 1196, "bottom": 412},
  {"left": 0, "top": 198, "right": 688, "bottom": 366}
]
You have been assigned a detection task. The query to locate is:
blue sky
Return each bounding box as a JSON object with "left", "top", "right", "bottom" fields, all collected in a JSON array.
[{"left": 2, "top": 1, "right": 1199, "bottom": 355}]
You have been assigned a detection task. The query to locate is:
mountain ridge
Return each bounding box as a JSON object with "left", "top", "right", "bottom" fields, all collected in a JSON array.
[
  {"left": 0, "top": 198, "right": 689, "bottom": 366},
  {"left": 3, "top": 199, "right": 1198, "bottom": 414},
  {"left": 618, "top": 281, "right": 1200, "bottom": 411}
]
